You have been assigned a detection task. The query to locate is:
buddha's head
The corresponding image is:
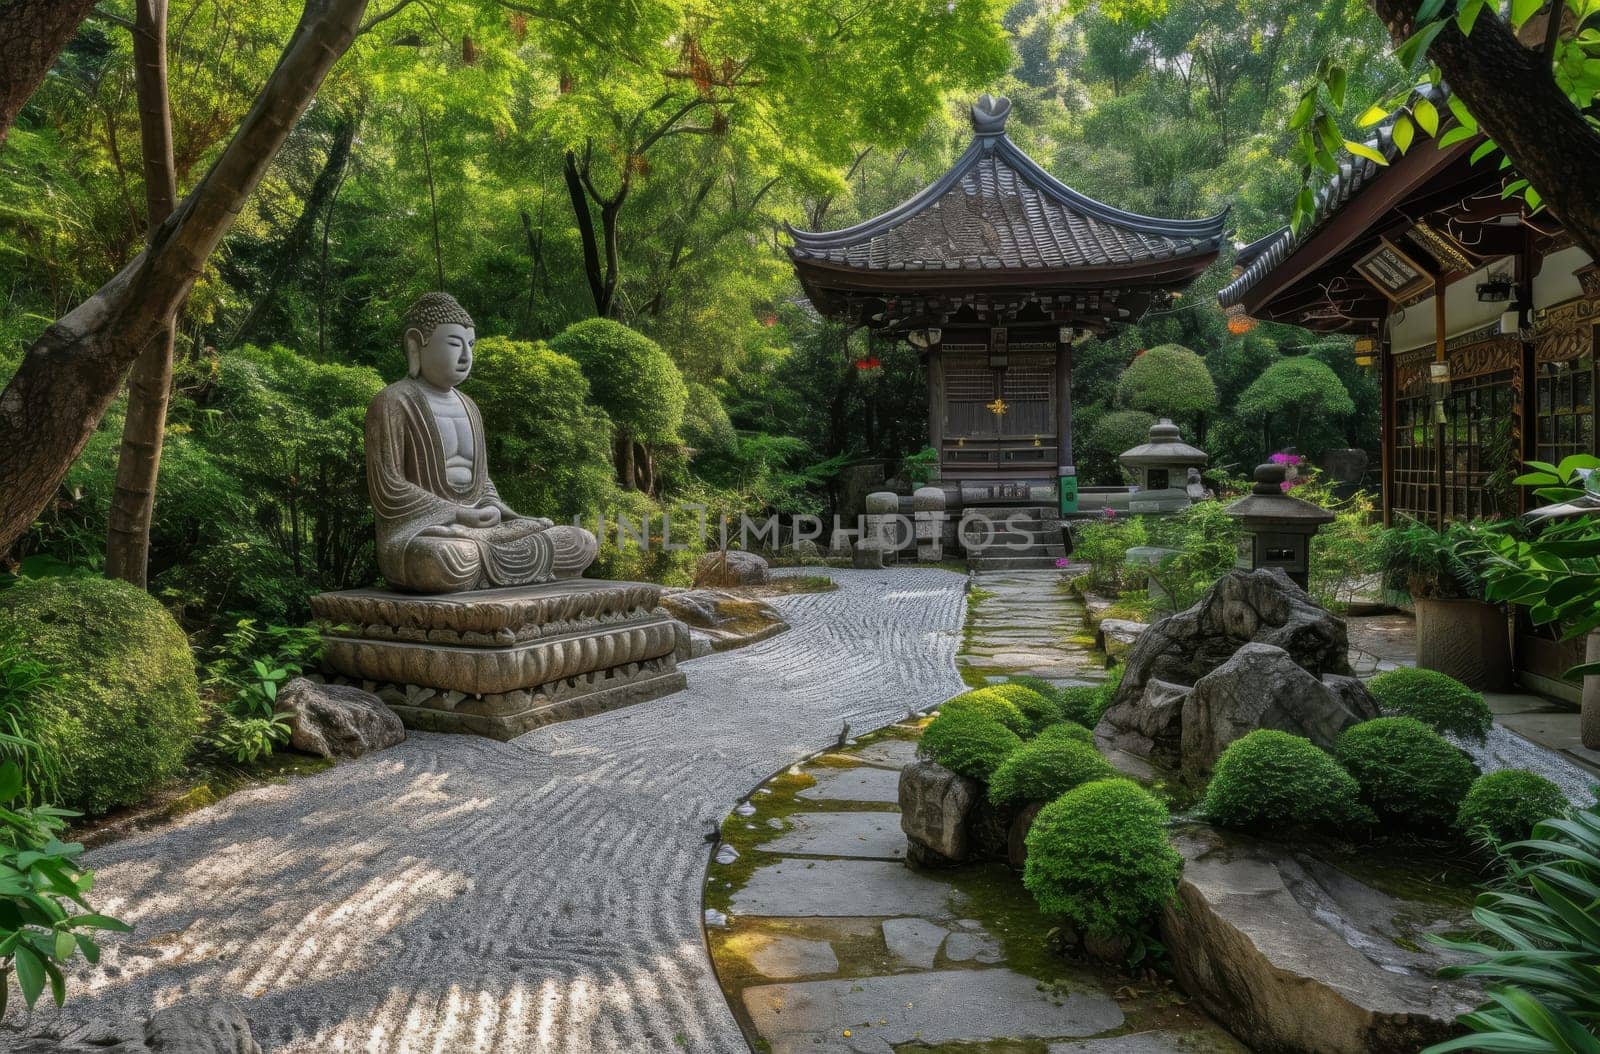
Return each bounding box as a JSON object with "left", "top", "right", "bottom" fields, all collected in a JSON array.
[{"left": 403, "top": 292, "right": 476, "bottom": 389}]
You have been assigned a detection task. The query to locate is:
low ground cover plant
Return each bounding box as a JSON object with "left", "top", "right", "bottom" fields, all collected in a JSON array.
[
  {"left": 1368, "top": 668, "right": 1493, "bottom": 742},
  {"left": 1202, "top": 730, "right": 1373, "bottom": 834},
  {"left": 1336, "top": 717, "right": 1476, "bottom": 827}
]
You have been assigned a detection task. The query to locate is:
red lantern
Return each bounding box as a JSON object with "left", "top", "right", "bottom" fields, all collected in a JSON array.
[{"left": 854, "top": 356, "right": 881, "bottom": 371}]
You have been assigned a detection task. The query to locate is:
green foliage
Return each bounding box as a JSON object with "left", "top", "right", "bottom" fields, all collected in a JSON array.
[
  {"left": 1022, "top": 779, "right": 1181, "bottom": 938},
  {"left": 1201, "top": 730, "right": 1374, "bottom": 834},
  {"left": 681, "top": 382, "right": 737, "bottom": 457},
  {"left": 1057, "top": 686, "right": 1107, "bottom": 730},
  {"left": 1336, "top": 718, "right": 1477, "bottom": 828},
  {"left": 1145, "top": 500, "right": 1242, "bottom": 611},
  {"left": 199, "top": 618, "right": 320, "bottom": 764},
  {"left": 1071, "top": 515, "right": 1149, "bottom": 594},
  {"left": 549, "top": 319, "right": 687, "bottom": 446},
  {"left": 919, "top": 708, "right": 1024, "bottom": 781},
  {"left": 1085, "top": 410, "right": 1157, "bottom": 484},
  {"left": 1034, "top": 721, "right": 1097, "bottom": 748},
  {"left": 1379, "top": 517, "right": 1490, "bottom": 601},
  {"left": 1309, "top": 487, "right": 1383, "bottom": 611},
  {"left": 0, "top": 632, "right": 61, "bottom": 803},
  {"left": 1116, "top": 344, "right": 1218, "bottom": 423},
  {"left": 0, "top": 578, "right": 202, "bottom": 815},
  {"left": 465, "top": 337, "right": 617, "bottom": 518},
  {"left": 988, "top": 736, "right": 1115, "bottom": 807},
  {"left": 990, "top": 682, "right": 1064, "bottom": 734},
  {"left": 1368, "top": 668, "right": 1493, "bottom": 742},
  {"left": 1455, "top": 770, "right": 1573, "bottom": 845},
  {"left": 1426, "top": 801, "right": 1600, "bottom": 1054},
  {"left": 0, "top": 762, "right": 132, "bottom": 1016},
  {"left": 1236, "top": 357, "right": 1356, "bottom": 458},
  {"left": 940, "top": 688, "right": 1032, "bottom": 736}
]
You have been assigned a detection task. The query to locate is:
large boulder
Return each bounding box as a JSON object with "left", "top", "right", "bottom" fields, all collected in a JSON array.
[
  {"left": 1097, "top": 570, "right": 1367, "bottom": 769},
  {"left": 274, "top": 678, "right": 405, "bottom": 758},
  {"left": 1180, "top": 644, "right": 1377, "bottom": 771},
  {"left": 658, "top": 589, "right": 787, "bottom": 654},
  {"left": 694, "top": 549, "right": 770, "bottom": 587},
  {"left": 899, "top": 758, "right": 979, "bottom": 864},
  {"left": 1161, "top": 824, "right": 1480, "bottom": 1054}
]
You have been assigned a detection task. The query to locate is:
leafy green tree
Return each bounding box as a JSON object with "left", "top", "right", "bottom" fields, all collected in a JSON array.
[
  {"left": 1237, "top": 356, "right": 1356, "bottom": 458},
  {"left": 1085, "top": 409, "right": 1157, "bottom": 484},
  {"left": 550, "top": 319, "right": 687, "bottom": 493},
  {"left": 464, "top": 337, "right": 616, "bottom": 518},
  {"left": 1116, "top": 343, "right": 1218, "bottom": 439}
]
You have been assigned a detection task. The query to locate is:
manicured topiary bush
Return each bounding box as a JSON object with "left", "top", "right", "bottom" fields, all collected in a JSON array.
[
  {"left": 1456, "top": 770, "right": 1572, "bottom": 843},
  {"left": 939, "top": 688, "right": 1030, "bottom": 736},
  {"left": 1336, "top": 717, "right": 1476, "bottom": 827},
  {"left": 919, "top": 708, "right": 1023, "bottom": 781},
  {"left": 1201, "top": 730, "right": 1374, "bottom": 834},
  {"left": 0, "top": 577, "right": 203, "bottom": 813},
  {"left": 1033, "top": 721, "right": 1096, "bottom": 747},
  {"left": 1023, "top": 779, "right": 1182, "bottom": 938},
  {"left": 1057, "top": 685, "right": 1102, "bottom": 728},
  {"left": 996, "top": 680, "right": 1064, "bottom": 733},
  {"left": 1368, "top": 667, "right": 1493, "bottom": 742},
  {"left": 989, "top": 736, "right": 1115, "bottom": 806}
]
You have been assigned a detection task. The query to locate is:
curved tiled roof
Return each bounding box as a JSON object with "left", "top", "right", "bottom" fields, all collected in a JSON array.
[
  {"left": 1217, "top": 83, "right": 1452, "bottom": 309},
  {"left": 788, "top": 103, "right": 1228, "bottom": 276}
]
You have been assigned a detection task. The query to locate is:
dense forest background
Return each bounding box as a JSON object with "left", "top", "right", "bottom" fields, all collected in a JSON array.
[{"left": 0, "top": 0, "right": 1397, "bottom": 630}]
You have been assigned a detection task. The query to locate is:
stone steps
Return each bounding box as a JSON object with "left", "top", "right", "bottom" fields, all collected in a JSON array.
[{"left": 968, "top": 555, "right": 1069, "bottom": 571}]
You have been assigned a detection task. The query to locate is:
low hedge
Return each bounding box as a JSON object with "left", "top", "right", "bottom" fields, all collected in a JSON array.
[
  {"left": 920, "top": 708, "right": 1023, "bottom": 781},
  {"left": 1336, "top": 717, "right": 1476, "bottom": 828},
  {"left": 993, "top": 680, "right": 1065, "bottom": 733},
  {"left": 1033, "top": 721, "right": 1096, "bottom": 748},
  {"left": 1456, "top": 769, "right": 1571, "bottom": 844},
  {"left": 1201, "top": 730, "right": 1373, "bottom": 834},
  {"left": 939, "top": 688, "right": 1031, "bottom": 736},
  {"left": 1022, "top": 778, "right": 1181, "bottom": 938},
  {"left": 1367, "top": 667, "right": 1493, "bottom": 742},
  {"left": 988, "top": 736, "right": 1114, "bottom": 807},
  {"left": 0, "top": 576, "right": 203, "bottom": 813}
]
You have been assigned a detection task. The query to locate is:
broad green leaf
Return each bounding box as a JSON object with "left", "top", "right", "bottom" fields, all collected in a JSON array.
[
  {"left": 13, "top": 945, "right": 44, "bottom": 1008},
  {"left": 1290, "top": 92, "right": 1316, "bottom": 130},
  {"left": 1457, "top": 0, "right": 1485, "bottom": 35},
  {"left": 1328, "top": 67, "right": 1347, "bottom": 108},
  {"left": 1502, "top": 178, "right": 1530, "bottom": 199},
  {"left": 1357, "top": 104, "right": 1389, "bottom": 127},
  {"left": 1511, "top": 0, "right": 1545, "bottom": 25},
  {"left": 1392, "top": 115, "right": 1415, "bottom": 154},
  {"left": 1438, "top": 126, "right": 1476, "bottom": 148},
  {"left": 1344, "top": 139, "right": 1389, "bottom": 165},
  {"left": 1414, "top": 97, "right": 1440, "bottom": 136},
  {"left": 1447, "top": 94, "right": 1479, "bottom": 132},
  {"left": 1470, "top": 139, "right": 1500, "bottom": 164}
]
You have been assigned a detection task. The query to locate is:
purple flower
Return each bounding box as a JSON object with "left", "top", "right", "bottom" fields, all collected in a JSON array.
[
  {"left": 1269, "top": 452, "right": 1302, "bottom": 466},
  {"left": 1055, "top": 557, "right": 1070, "bottom": 568}
]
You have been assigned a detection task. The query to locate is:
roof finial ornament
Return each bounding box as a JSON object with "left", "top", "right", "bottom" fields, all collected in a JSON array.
[{"left": 971, "top": 93, "right": 1011, "bottom": 136}]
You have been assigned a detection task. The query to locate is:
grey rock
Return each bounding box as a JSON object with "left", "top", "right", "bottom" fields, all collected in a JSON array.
[
  {"left": 731, "top": 859, "right": 955, "bottom": 917},
  {"left": 766, "top": 812, "right": 905, "bottom": 859},
  {"left": 1095, "top": 678, "right": 1191, "bottom": 760},
  {"left": 273, "top": 677, "right": 405, "bottom": 759},
  {"left": 1007, "top": 800, "right": 1044, "bottom": 869},
  {"left": 898, "top": 759, "right": 979, "bottom": 863},
  {"left": 658, "top": 588, "right": 787, "bottom": 651},
  {"left": 880, "top": 917, "right": 946, "bottom": 968},
  {"left": 1160, "top": 823, "right": 1482, "bottom": 1054},
  {"left": 742, "top": 969, "right": 1123, "bottom": 1053},
  {"left": 694, "top": 549, "right": 770, "bottom": 587},
  {"left": 1180, "top": 643, "right": 1378, "bottom": 772},
  {"left": 798, "top": 764, "right": 902, "bottom": 803},
  {"left": 850, "top": 736, "right": 920, "bottom": 769},
  {"left": 745, "top": 934, "right": 839, "bottom": 978},
  {"left": 853, "top": 541, "right": 885, "bottom": 569},
  {"left": 1095, "top": 618, "right": 1147, "bottom": 663},
  {"left": 942, "top": 929, "right": 1002, "bottom": 963}
]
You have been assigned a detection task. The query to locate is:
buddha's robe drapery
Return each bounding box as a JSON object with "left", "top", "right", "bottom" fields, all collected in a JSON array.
[{"left": 365, "top": 378, "right": 596, "bottom": 593}]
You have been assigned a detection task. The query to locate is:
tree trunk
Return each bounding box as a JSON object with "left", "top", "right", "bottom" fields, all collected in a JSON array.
[
  {"left": 229, "top": 108, "right": 359, "bottom": 347},
  {"left": 562, "top": 145, "right": 626, "bottom": 318},
  {"left": 1369, "top": 0, "right": 1600, "bottom": 261},
  {"left": 0, "top": 0, "right": 98, "bottom": 146},
  {"left": 0, "top": 0, "right": 370, "bottom": 554},
  {"left": 616, "top": 430, "right": 636, "bottom": 491},
  {"left": 105, "top": 0, "right": 179, "bottom": 588}
]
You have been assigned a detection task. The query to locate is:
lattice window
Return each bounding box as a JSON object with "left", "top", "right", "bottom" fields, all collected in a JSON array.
[
  {"left": 1391, "top": 392, "right": 1436, "bottom": 523},
  {"left": 1535, "top": 356, "right": 1595, "bottom": 468},
  {"left": 1441, "top": 369, "right": 1516, "bottom": 521},
  {"left": 946, "top": 358, "right": 994, "bottom": 401}
]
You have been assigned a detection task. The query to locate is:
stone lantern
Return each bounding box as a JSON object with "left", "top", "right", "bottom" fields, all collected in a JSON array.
[
  {"left": 1120, "top": 418, "right": 1208, "bottom": 514},
  {"left": 1224, "top": 462, "right": 1334, "bottom": 591}
]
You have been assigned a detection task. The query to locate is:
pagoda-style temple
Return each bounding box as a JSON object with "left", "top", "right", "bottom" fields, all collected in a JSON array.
[{"left": 787, "top": 94, "right": 1228, "bottom": 508}]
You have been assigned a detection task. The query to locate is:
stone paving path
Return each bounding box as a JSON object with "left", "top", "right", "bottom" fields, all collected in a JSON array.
[
  {"left": 12, "top": 569, "right": 967, "bottom": 1053},
  {"left": 961, "top": 569, "right": 1105, "bottom": 685}
]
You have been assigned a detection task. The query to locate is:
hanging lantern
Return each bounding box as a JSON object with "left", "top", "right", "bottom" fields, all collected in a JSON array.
[
  {"left": 1354, "top": 354, "right": 1374, "bottom": 367},
  {"left": 854, "top": 356, "right": 881, "bottom": 371}
]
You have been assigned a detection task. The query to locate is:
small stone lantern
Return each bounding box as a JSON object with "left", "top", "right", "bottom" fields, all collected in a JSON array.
[
  {"left": 1224, "top": 462, "right": 1335, "bottom": 590},
  {"left": 1120, "top": 418, "right": 1208, "bottom": 513}
]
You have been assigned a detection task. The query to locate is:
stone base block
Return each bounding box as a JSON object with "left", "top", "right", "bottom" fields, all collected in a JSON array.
[{"left": 310, "top": 578, "right": 686, "bottom": 739}]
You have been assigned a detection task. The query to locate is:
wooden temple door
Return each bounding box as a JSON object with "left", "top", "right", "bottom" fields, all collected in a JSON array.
[{"left": 937, "top": 338, "right": 1057, "bottom": 486}]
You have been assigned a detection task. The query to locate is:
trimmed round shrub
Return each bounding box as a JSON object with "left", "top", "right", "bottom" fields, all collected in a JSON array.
[
  {"left": 994, "top": 681, "right": 1064, "bottom": 733},
  {"left": 1034, "top": 721, "right": 1096, "bottom": 748},
  {"left": 1456, "top": 770, "right": 1572, "bottom": 843},
  {"left": 940, "top": 688, "right": 1030, "bottom": 736},
  {"left": 1057, "top": 685, "right": 1102, "bottom": 728},
  {"left": 1201, "top": 730, "right": 1374, "bottom": 833},
  {"left": 989, "top": 736, "right": 1115, "bottom": 806},
  {"left": 1023, "top": 779, "right": 1182, "bottom": 938},
  {"left": 1368, "top": 668, "right": 1493, "bottom": 742},
  {"left": 0, "top": 577, "right": 203, "bottom": 813},
  {"left": 1336, "top": 717, "right": 1476, "bottom": 827},
  {"left": 920, "top": 708, "right": 1024, "bottom": 781}
]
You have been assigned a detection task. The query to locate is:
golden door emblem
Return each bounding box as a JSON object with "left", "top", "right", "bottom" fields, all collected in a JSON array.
[{"left": 985, "top": 397, "right": 1009, "bottom": 416}]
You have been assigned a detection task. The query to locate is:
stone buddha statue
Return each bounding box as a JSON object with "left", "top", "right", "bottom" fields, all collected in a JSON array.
[{"left": 366, "top": 292, "right": 598, "bottom": 593}]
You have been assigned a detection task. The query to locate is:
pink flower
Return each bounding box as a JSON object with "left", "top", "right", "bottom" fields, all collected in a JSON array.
[
  {"left": 1269, "top": 452, "right": 1302, "bottom": 466},
  {"left": 1055, "top": 557, "right": 1070, "bottom": 568}
]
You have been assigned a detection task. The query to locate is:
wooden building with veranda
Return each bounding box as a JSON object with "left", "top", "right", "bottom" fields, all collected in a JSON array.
[
  {"left": 1218, "top": 83, "right": 1599, "bottom": 700},
  {"left": 787, "top": 94, "right": 1228, "bottom": 511}
]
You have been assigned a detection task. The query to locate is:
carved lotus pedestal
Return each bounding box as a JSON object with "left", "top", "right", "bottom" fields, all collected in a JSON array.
[{"left": 309, "top": 579, "right": 687, "bottom": 740}]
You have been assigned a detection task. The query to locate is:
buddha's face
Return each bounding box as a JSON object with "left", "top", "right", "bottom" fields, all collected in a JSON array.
[{"left": 406, "top": 323, "right": 475, "bottom": 389}]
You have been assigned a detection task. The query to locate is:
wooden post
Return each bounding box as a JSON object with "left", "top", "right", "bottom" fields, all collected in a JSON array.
[
  {"left": 1433, "top": 276, "right": 1447, "bottom": 530},
  {"left": 926, "top": 340, "right": 944, "bottom": 481},
  {"left": 1055, "top": 340, "right": 1073, "bottom": 472},
  {"left": 1380, "top": 326, "right": 1393, "bottom": 528},
  {"left": 1517, "top": 242, "right": 1536, "bottom": 517}
]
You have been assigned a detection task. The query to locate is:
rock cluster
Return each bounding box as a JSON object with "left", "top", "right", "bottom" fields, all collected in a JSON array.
[
  {"left": 1095, "top": 569, "right": 1376, "bottom": 771},
  {"left": 274, "top": 677, "right": 406, "bottom": 758}
]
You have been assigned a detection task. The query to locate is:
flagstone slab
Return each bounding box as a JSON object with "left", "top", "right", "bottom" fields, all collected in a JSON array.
[
  {"left": 731, "top": 859, "right": 955, "bottom": 917},
  {"left": 1050, "top": 1033, "right": 1205, "bottom": 1053},
  {"left": 880, "top": 917, "right": 947, "bottom": 969},
  {"left": 745, "top": 934, "right": 840, "bottom": 979},
  {"left": 850, "top": 737, "right": 921, "bottom": 769},
  {"left": 797, "top": 764, "right": 902, "bottom": 803},
  {"left": 767, "top": 812, "right": 905, "bottom": 859},
  {"left": 742, "top": 968, "right": 1124, "bottom": 1053}
]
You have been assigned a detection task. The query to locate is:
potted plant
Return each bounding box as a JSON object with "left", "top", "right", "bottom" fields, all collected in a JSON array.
[{"left": 1379, "top": 518, "right": 1511, "bottom": 691}]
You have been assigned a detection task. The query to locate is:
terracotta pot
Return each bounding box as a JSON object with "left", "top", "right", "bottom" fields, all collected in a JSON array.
[
  {"left": 1584, "top": 631, "right": 1600, "bottom": 751},
  {"left": 1414, "top": 598, "right": 1511, "bottom": 691}
]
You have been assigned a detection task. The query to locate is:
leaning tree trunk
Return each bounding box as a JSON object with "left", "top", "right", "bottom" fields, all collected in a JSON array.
[
  {"left": 0, "top": 0, "right": 99, "bottom": 147},
  {"left": 1369, "top": 0, "right": 1600, "bottom": 262},
  {"left": 0, "top": 0, "right": 369, "bottom": 554},
  {"left": 105, "top": 0, "right": 179, "bottom": 588}
]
